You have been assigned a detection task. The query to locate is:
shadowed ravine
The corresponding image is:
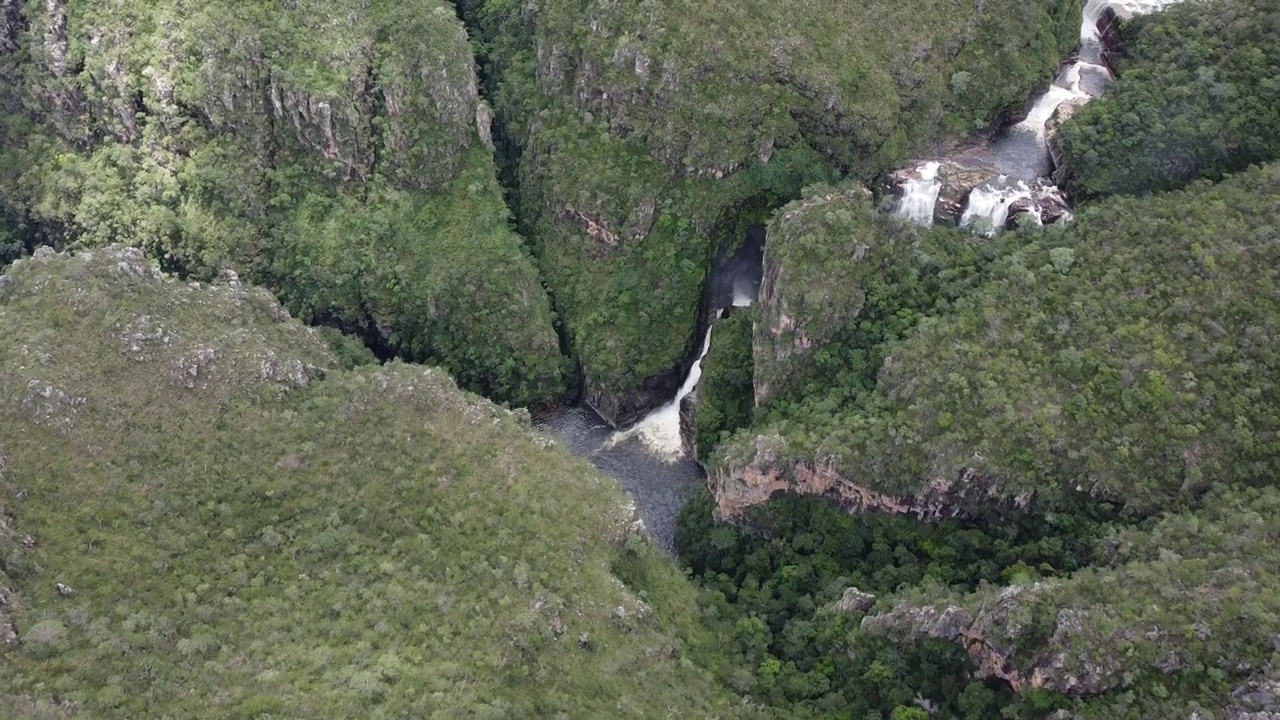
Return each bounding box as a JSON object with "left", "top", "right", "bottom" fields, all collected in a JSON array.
[{"left": 536, "top": 229, "right": 765, "bottom": 552}]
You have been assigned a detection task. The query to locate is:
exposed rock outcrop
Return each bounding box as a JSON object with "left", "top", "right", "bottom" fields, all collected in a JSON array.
[
  {"left": 1046, "top": 96, "right": 1090, "bottom": 167},
  {"left": 883, "top": 156, "right": 1074, "bottom": 229},
  {"left": 0, "top": 0, "right": 20, "bottom": 54},
  {"left": 933, "top": 160, "right": 997, "bottom": 226},
  {"left": 711, "top": 434, "right": 1027, "bottom": 520},
  {"left": 860, "top": 583, "right": 1129, "bottom": 698},
  {"left": 1226, "top": 678, "right": 1280, "bottom": 720},
  {"left": 834, "top": 587, "right": 876, "bottom": 614}
]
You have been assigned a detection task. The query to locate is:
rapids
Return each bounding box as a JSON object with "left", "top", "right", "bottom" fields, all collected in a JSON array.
[{"left": 893, "top": 0, "right": 1182, "bottom": 229}]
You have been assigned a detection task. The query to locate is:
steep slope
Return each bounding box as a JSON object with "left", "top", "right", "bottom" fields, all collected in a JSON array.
[
  {"left": 466, "top": 0, "right": 1083, "bottom": 423},
  {"left": 0, "top": 247, "right": 736, "bottom": 717},
  {"left": 0, "top": 0, "right": 565, "bottom": 406},
  {"left": 715, "top": 162, "right": 1280, "bottom": 520}
]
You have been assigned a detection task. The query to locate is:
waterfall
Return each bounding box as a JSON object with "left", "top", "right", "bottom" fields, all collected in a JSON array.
[
  {"left": 891, "top": 0, "right": 1185, "bottom": 231},
  {"left": 1016, "top": 64, "right": 1091, "bottom": 140},
  {"left": 894, "top": 161, "right": 942, "bottom": 226},
  {"left": 604, "top": 324, "right": 715, "bottom": 460},
  {"left": 960, "top": 179, "right": 1033, "bottom": 235}
]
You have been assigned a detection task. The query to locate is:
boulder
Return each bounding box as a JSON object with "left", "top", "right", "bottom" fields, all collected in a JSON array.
[
  {"left": 835, "top": 587, "right": 877, "bottom": 614},
  {"left": 1226, "top": 678, "right": 1280, "bottom": 720},
  {"left": 934, "top": 161, "right": 998, "bottom": 226},
  {"left": 1007, "top": 187, "right": 1073, "bottom": 228}
]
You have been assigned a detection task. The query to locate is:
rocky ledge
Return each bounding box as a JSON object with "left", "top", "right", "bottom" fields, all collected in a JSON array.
[{"left": 881, "top": 159, "right": 1072, "bottom": 229}]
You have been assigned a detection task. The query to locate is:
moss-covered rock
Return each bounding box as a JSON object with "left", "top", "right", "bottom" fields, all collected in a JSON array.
[
  {"left": 0, "top": 246, "right": 736, "bottom": 716},
  {"left": 0, "top": 0, "right": 566, "bottom": 406}
]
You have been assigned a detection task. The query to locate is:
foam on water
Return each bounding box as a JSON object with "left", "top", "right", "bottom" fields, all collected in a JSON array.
[
  {"left": 894, "top": 161, "right": 942, "bottom": 226},
  {"left": 960, "top": 179, "right": 1033, "bottom": 235}
]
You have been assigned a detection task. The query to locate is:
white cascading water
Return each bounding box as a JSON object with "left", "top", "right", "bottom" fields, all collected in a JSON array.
[
  {"left": 1015, "top": 64, "right": 1090, "bottom": 140},
  {"left": 893, "top": 0, "right": 1184, "bottom": 229},
  {"left": 960, "top": 179, "right": 1033, "bottom": 235},
  {"left": 604, "top": 324, "right": 715, "bottom": 460},
  {"left": 894, "top": 161, "right": 942, "bottom": 226}
]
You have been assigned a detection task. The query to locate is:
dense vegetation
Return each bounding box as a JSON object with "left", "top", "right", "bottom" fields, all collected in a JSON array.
[
  {"left": 694, "top": 310, "right": 757, "bottom": 462},
  {"left": 721, "top": 163, "right": 1280, "bottom": 516},
  {"left": 5, "top": 0, "right": 1280, "bottom": 717},
  {"left": 677, "top": 490, "right": 1109, "bottom": 718},
  {"left": 1053, "top": 0, "right": 1280, "bottom": 198},
  {"left": 462, "top": 0, "right": 1082, "bottom": 419},
  {"left": 0, "top": 0, "right": 566, "bottom": 406},
  {"left": 0, "top": 247, "right": 740, "bottom": 717},
  {"left": 694, "top": 157, "right": 1280, "bottom": 716}
]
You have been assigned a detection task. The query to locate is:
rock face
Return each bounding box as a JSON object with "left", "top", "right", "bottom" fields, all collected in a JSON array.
[
  {"left": 860, "top": 583, "right": 1122, "bottom": 697},
  {"left": 711, "top": 435, "right": 1016, "bottom": 521},
  {"left": 585, "top": 368, "right": 686, "bottom": 430},
  {"left": 835, "top": 587, "right": 877, "bottom": 614},
  {"left": 933, "top": 160, "right": 998, "bottom": 226},
  {"left": 0, "top": 0, "right": 568, "bottom": 408},
  {"left": 0, "top": 0, "right": 20, "bottom": 54},
  {"left": 849, "top": 488, "right": 1280, "bottom": 712}
]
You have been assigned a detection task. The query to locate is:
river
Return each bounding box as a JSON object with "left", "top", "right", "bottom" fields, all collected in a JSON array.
[{"left": 535, "top": 227, "right": 765, "bottom": 553}]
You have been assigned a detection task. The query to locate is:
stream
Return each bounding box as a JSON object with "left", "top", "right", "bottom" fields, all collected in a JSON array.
[
  {"left": 536, "top": 229, "right": 764, "bottom": 553},
  {"left": 537, "top": 0, "right": 1184, "bottom": 553},
  {"left": 893, "top": 0, "right": 1181, "bottom": 231}
]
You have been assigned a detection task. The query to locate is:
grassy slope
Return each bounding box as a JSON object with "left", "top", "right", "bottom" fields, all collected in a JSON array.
[{"left": 0, "top": 247, "right": 735, "bottom": 717}]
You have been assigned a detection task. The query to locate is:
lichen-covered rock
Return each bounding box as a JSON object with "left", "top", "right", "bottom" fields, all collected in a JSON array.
[
  {"left": 1226, "top": 678, "right": 1280, "bottom": 720},
  {"left": 835, "top": 587, "right": 877, "bottom": 614}
]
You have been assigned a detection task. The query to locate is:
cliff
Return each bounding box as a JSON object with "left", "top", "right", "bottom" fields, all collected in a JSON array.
[
  {"left": 467, "top": 0, "right": 1083, "bottom": 423},
  {"left": 858, "top": 487, "right": 1280, "bottom": 717},
  {"left": 0, "top": 0, "right": 566, "bottom": 407}
]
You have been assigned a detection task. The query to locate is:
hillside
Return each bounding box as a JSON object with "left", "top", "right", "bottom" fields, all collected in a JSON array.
[
  {"left": 0, "top": 0, "right": 566, "bottom": 407},
  {"left": 0, "top": 247, "right": 737, "bottom": 717}
]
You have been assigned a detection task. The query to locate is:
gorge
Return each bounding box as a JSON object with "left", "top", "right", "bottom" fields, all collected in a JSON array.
[
  {"left": 537, "top": 228, "right": 765, "bottom": 551},
  {"left": 4, "top": 0, "right": 1280, "bottom": 716}
]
